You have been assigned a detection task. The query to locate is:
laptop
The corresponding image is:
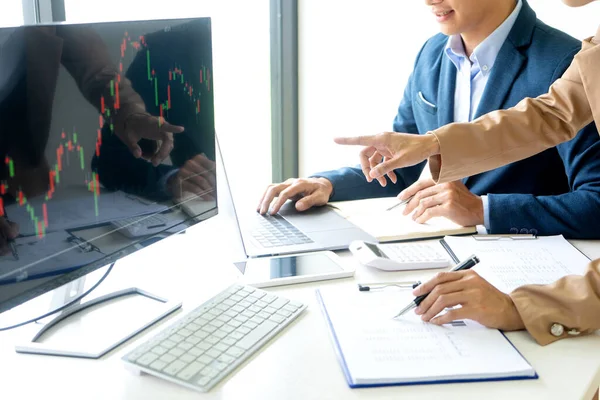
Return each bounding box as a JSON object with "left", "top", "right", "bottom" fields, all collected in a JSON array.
[{"left": 216, "top": 137, "right": 376, "bottom": 258}]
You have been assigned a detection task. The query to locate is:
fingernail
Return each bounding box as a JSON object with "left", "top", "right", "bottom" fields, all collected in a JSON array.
[{"left": 414, "top": 307, "right": 422, "bottom": 315}]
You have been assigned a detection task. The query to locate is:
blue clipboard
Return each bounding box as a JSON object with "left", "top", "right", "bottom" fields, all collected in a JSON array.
[{"left": 315, "top": 288, "right": 538, "bottom": 388}]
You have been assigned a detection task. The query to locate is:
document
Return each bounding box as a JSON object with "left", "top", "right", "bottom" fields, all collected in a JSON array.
[
  {"left": 317, "top": 287, "right": 536, "bottom": 387},
  {"left": 329, "top": 197, "right": 476, "bottom": 242},
  {"left": 6, "top": 186, "right": 169, "bottom": 236},
  {"left": 0, "top": 231, "right": 104, "bottom": 283},
  {"left": 443, "top": 235, "right": 590, "bottom": 293}
]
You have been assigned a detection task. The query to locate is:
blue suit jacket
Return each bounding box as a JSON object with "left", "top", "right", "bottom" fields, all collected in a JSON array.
[{"left": 315, "top": 1, "right": 600, "bottom": 239}]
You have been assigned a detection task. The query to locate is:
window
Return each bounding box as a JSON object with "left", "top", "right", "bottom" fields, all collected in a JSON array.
[
  {"left": 63, "top": 0, "right": 272, "bottom": 200},
  {"left": 0, "top": 1, "right": 24, "bottom": 27}
]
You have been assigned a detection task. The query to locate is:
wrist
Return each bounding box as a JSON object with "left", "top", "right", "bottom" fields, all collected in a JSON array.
[
  {"left": 424, "top": 134, "right": 441, "bottom": 157},
  {"left": 316, "top": 177, "right": 334, "bottom": 198}
]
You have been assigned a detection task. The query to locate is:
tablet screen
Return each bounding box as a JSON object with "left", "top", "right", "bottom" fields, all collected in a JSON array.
[{"left": 241, "top": 253, "right": 343, "bottom": 280}]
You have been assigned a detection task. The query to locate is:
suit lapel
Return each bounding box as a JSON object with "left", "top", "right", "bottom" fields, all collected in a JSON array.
[{"left": 437, "top": 54, "right": 456, "bottom": 129}]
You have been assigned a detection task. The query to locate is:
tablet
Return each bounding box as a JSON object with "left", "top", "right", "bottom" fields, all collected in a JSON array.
[{"left": 239, "top": 251, "right": 354, "bottom": 288}]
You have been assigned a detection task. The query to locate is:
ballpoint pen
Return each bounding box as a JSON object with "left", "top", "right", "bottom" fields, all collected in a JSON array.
[
  {"left": 358, "top": 281, "right": 421, "bottom": 292},
  {"left": 386, "top": 195, "right": 415, "bottom": 212},
  {"left": 393, "top": 254, "right": 480, "bottom": 319}
]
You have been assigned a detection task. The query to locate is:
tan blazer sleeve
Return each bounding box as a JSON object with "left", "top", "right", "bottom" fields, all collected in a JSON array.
[
  {"left": 427, "top": 34, "right": 600, "bottom": 184},
  {"left": 510, "top": 260, "right": 600, "bottom": 346}
]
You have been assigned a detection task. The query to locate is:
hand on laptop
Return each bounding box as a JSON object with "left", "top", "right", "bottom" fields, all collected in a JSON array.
[
  {"left": 168, "top": 154, "right": 216, "bottom": 202},
  {"left": 257, "top": 178, "right": 334, "bottom": 215},
  {"left": 398, "top": 179, "right": 483, "bottom": 226},
  {"left": 0, "top": 217, "right": 19, "bottom": 256}
]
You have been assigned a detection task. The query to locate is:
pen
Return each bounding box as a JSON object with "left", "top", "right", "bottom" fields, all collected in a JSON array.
[
  {"left": 358, "top": 281, "right": 421, "bottom": 292},
  {"left": 2, "top": 209, "right": 18, "bottom": 261},
  {"left": 386, "top": 196, "right": 415, "bottom": 212},
  {"left": 393, "top": 254, "right": 480, "bottom": 319}
]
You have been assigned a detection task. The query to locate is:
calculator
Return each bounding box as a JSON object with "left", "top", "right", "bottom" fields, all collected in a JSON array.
[{"left": 349, "top": 240, "right": 451, "bottom": 271}]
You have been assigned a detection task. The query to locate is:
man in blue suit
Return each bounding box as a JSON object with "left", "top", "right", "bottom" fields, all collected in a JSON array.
[{"left": 257, "top": 0, "right": 600, "bottom": 239}]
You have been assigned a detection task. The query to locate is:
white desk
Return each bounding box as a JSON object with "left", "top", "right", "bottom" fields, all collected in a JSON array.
[{"left": 1, "top": 214, "right": 599, "bottom": 400}]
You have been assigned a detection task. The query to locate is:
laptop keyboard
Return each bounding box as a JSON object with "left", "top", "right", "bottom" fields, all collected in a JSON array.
[{"left": 252, "top": 214, "right": 313, "bottom": 248}]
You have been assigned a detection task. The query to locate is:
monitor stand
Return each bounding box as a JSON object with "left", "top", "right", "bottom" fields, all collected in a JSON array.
[{"left": 5, "top": 265, "right": 181, "bottom": 359}]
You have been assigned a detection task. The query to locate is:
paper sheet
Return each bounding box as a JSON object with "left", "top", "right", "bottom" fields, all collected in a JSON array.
[
  {"left": 328, "top": 197, "right": 475, "bottom": 242},
  {"left": 0, "top": 231, "right": 104, "bottom": 283},
  {"left": 318, "top": 287, "right": 535, "bottom": 385},
  {"left": 443, "top": 235, "right": 590, "bottom": 293}
]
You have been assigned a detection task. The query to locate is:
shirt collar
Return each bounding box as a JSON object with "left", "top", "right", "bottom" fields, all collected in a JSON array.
[{"left": 444, "top": 0, "right": 522, "bottom": 77}]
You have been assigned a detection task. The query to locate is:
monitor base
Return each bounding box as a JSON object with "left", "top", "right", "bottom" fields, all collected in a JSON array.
[{"left": 14, "top": 287, "right": 181, "bottom": 358}]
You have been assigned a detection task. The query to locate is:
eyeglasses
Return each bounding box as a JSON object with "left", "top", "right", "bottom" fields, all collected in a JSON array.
[{"left": 357, "top": 281, "right": 421, "bottom": 292}]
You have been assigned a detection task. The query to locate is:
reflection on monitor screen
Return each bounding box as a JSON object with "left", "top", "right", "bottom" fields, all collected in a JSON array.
[{"left": 0, "top": 18, "right": 216, "bottom": 314}]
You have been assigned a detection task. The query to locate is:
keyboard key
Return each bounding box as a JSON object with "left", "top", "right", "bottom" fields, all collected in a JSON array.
[
  {"left": 151, "top": 346, "right": 168, "bottom": 356},
  {"left": 205, "top": 336, "right": 220, "bottom": 345},
  {"left": 179, "top": 354, "right": 196, "bottom": 364},
  {"left": 188, "top": 347, "right": 204, "bottom": 357},
  {"left": 276, "top": 309, "right": 292, "bottom": 318},
  {"left": 237, "top": 326, "right": 251, "bottom": 335},
  {"left": 178, "top": 328, "right": 193, "bottom": 337},
  {"left": 209, "top": 320, "right": 225, "bottom": 328},
  {"left": 201, "top": 366, "right": 219, "bottom": 379},
  {"left": 170, "top": 333, "right": 185, "bottom": 343},
  {"left": 193, "top": 330, "right": 209, "bottom": 339},
  {"left": 201, "top": 325, "right": 217, "bottom": 334},
  {"left": 220, "top": 325, "right": 235, "bottom": 334},
  {"left": 197, "top": 355, "right": 214, "bottom": 365},
  {"left": 214, "top": 361, "right": 228, "bottom": 371},
  {"left": 196, "top": 342, "right": 212, "bottom": 351},
  {"left": 269, "top": 314, "right": 286, "bottom": 324},
  {"left": 161, "top": 339, "right": 177, "bottom": 349},
  {"left": 270, "top": 298, "right": 289, "bottom": 310},
  {"left": 185, "top": 336, "right": 202, "bottom": 345},
  {"left": 237, "top": 321, "right": 278, "bottom": 350},
  {"left": 149, "top": 359, "right": 168, "bottom": 371},
  {"left": 159, "top": 353, "right": 177, "bottom": 364},
  {"left": 229, "top": 331, "right": 245, "bottom": 340},
  {"left": 137, "top": 353, "right": 158, "bottom": 366},
  {"left": 221, "top": 337, "right": 237, "bottom": 347},
  {"left": 177, "top": 361, "right": 205, "bottom": 381},
  {"left": 177, "top": 342, "right": 193, "bottom": 351},
  {"left": 244, "top": 320, "right": 259, "bottom": 330},
  {"left": 213, "top": 330, "right": 228, "bottom": 339},
  {"left": 196, "top": 376, "right": 212, "bottom": 387},
  {"left": 163, "top": 360, "right": 187, "bottom": 376},
  {"left": 206, "top": 349, "right": 222, "bottom": 358},
  {"left": 168, "top": 347, "right": 185, "bottom": 357},
  {"left": 218, "top": 354, "right": 235, "bottom": 364},
  {"left": 225, "top": 346, "right": 245, "bottom": 358},
  {"left": 213, "top": 343, "right": 229, "bottom": 353}
]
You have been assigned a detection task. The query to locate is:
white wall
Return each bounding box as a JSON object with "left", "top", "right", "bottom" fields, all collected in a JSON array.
[
  {"left": 298, "top": 0, "right": 600, "bottom": 177},
  {"left": 64, "top": 0, "right": 272, "bottom": 201},
  {"left": 0, "top": 0, "right": 24, "bottom": 27}
]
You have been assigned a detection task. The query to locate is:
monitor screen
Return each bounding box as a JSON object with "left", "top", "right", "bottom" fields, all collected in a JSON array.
[{"left": 0, "top": 18, "right": 216, "bottom": 314}]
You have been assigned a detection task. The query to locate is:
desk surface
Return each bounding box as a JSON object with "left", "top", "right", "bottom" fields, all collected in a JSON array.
[{"left": 1, "top": 214, "right": 599, "bottom": 400}]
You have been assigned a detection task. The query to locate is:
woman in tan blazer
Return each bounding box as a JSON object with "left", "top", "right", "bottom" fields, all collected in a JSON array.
[{"left": 335, "top": 0, "right": 600, "bottom": 347}]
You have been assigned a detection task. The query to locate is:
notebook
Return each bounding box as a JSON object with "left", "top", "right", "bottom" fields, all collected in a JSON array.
[
  {"left": 328, "top": 197, "right": 476, "bottom": 242},
  {"left": 317, "top": 286, "right": 537, "bottom": 388}
]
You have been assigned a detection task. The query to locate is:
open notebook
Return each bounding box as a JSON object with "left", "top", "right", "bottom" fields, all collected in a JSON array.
[
  {"left": 329, "top": 197, "right": 476, "bottom": 242},
  {"left": 317, "top": 286, "right": 536, "bottom": 388}
]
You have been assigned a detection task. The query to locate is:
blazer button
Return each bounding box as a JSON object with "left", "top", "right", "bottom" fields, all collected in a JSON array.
[{"left": 550, "top": 323, "right": 565, "bottom": 337}]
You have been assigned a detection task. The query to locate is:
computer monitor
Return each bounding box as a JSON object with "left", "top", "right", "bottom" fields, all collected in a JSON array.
[{"left": 0, "top": 17, "right": 216, "bottom": 352}]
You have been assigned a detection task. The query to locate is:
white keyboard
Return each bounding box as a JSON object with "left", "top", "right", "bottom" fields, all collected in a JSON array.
[
  {"left": 349, "top": 240, "right": 451, "bottom": 271},
  {"left": 122, "top": 284, "right": 306, "bottom": 392},
  {"left": 111, "top": 214, "right": 170, "bottom": 238}
]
